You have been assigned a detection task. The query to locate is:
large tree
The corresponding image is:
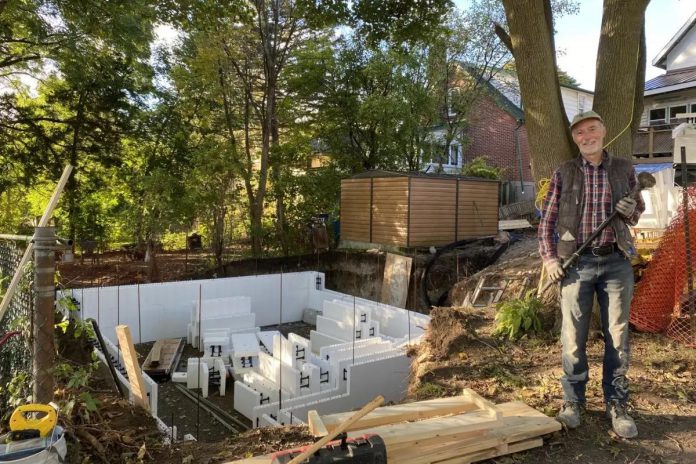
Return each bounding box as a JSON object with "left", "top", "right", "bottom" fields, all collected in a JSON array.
[{"left": 496, "top": 0, "right": 648, "bottom": 181}]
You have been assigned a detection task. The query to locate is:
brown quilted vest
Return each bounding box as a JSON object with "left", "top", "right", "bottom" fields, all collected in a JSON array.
[{"left": 555, "top": 154, "right": 636, "bottom": 259}]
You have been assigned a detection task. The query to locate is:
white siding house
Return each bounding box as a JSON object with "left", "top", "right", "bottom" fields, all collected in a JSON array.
[{"left": 636, "top": 10, "right": 696, "bottom": 160}]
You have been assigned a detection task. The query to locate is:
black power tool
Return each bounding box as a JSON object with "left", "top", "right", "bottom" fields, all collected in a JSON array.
[{"left": 271, "top": 433, "right": 387, "bottom": 464}]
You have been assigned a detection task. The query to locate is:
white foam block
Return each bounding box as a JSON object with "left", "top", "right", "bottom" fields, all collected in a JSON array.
[
  {"left": 232, "top": 333, "right": 260, "bottom": 357},
  {"left": 257, "top": 331, "right": 281, "bottom": 354}
]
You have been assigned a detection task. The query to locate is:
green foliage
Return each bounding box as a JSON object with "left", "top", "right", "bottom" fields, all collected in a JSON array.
[
  {"left": 414, "top": 382, "right": 446, "bottom": 400},
  {"left": 53, "top": 360, "right": 100, "bottom": 421},
  {"left": 461, "top": 156, "right": 504, "bottom": 180},
  {"left": 1, "top": 372, "right": 32, "bottom": 420},
  {"left": 557, "top": 68, "right": 582, "bottom": 87},
  {"left": 0, "top": 0, "right": 516, "bottom": 258},
  {"left": 493, "top": 291, "right": 543, "bottom": 340}
]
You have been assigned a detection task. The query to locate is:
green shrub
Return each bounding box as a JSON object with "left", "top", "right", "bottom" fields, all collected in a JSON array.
[
  {"left": 461, "top": 156, "right": 504, "bottom": 180},
  {"left": 493, "top": 290, "right": 543, "bottom": 340}
]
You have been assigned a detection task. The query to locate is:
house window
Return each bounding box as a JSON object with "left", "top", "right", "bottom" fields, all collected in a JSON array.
[
  {"left": 690, "top": 103, "right": 696, "bottom": 113},
  {"left": 423, "top": 143, "right": 460, "bottom": 167},
  {"left": 578, "top": 95, "right": 586, "bottom": 113},
  {"left": 447, "top": 89, "right": 462, "bottom": 117},
  {"left": 669, "top": 105, "right": 688, "bottom": 123},
  {"left": 649, "top": 108, "right": 666, "bottom": 126},
  {"left": 449, "top": 144, "right": 460, "bottom": 166}
]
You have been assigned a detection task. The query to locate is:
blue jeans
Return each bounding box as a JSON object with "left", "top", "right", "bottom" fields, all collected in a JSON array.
[{"left": 560, "top": 251, "right": 634, "bottom": 404}]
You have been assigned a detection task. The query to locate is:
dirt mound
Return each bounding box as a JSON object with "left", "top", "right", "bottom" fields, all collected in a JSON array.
[
  {"left": 424, "top": 306, "right": 481, "bottom": 360},
  {"left": 448, "top": 237, "right": 559, "bottom": 308}
]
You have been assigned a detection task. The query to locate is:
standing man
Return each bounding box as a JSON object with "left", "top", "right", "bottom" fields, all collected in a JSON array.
[{"left": 538, "top": 110, "right": 644, "bottom": 438}]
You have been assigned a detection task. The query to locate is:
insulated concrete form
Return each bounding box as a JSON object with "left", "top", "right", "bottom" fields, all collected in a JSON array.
[{"left": 64, "top": 271, "right": 429, "bottom": 434}]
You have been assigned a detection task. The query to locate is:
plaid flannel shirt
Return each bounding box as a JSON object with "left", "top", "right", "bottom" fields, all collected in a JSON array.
[{"left": 538, "top": 155, "right": 643, "bottom": 263}]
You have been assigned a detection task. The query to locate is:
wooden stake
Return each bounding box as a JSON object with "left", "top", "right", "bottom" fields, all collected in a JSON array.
[
  {"left": 0, "top": 165, "right": 73, "bottom": 322},
  {"left": 115, "top": 325, "right": 150, "bottom": 411}
]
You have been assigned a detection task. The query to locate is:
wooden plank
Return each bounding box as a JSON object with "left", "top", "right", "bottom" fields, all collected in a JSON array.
[
  {"left": 435, "top": 437, "right": 543, "bottom": 464},
  {"left": 370, "top": 404, "right": 558, "bottom": 464},
  {"left": 142, "top": 338, "right": 184, "bottom": 379},
  {"left": 149, "top": 340, "right": 163, "bottom": 366},
  {"left": 317, "top": 396, "right": 482, "bottom": 435},
  {"left": 380, "top": 253, "right": 413, "bottom": 309},
  {"left": 498, "top": 219, "right": 532, "bottom": 230},
  {"left": 392, "top": 419, "right": 548, "bottom": 464},
  {"left": 346, "top": 401, "right": 556, "bottom": 447},
  {"left": 308, "top": 410, "right": 328, "bottom": 437},
  {"left": 225, "top": 456, "right": 272, "bottom": 464},
  {"left": 461, "top": 388, "right": 501, "bottom": 420},
  {"left": 226, "top": 400, "right": 553, "bottom": 464},
  {"left": 115, "top": 325, "right": 150, "bottom": 410}
]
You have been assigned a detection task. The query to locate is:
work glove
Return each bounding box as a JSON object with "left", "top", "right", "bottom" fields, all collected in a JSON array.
[
  {"left": 544, "top": 260, "right": 565, "bottom": 283},
  {"left": 615, "top": 196, "right": 637, "bottom": 218}
]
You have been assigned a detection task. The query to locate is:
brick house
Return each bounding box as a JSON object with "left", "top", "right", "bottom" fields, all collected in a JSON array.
[{"left": 424, "top": 74, "right": 594, "bottom": 203}]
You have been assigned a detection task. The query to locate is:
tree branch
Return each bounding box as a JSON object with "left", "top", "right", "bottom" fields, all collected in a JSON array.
[{"left": 494, "top": 23, "right": 513, "bottom": 53}]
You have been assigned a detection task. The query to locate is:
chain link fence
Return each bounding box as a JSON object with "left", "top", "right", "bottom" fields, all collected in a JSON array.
[
  {"left": 0, "top": 239, "right": 34, "bottom": 418},
  {"left": 631, "top": 184, "right": 696, "bottom": 347}
]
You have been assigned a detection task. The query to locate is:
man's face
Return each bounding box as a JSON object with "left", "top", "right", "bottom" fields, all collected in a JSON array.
[{"left": 571, "top": 118, "right": 606, "bottom": 158}]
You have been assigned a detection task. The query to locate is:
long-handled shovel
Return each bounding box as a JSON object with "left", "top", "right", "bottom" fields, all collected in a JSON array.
[{"left": 539, "top": 171, "right": 656, "bottom": 295}]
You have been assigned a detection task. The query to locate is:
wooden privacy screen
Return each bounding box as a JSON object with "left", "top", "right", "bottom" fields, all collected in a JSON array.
[{"left": 340, "top": 175, "right": 499, "bottom": 247}]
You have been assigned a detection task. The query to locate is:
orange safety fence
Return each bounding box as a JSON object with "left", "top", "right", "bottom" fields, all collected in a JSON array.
[{"left": 630, "top": 184, "right": 696, "bottom": 347}]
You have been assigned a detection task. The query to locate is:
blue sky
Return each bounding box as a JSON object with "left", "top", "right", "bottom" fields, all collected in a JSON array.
[
  {"left": 455, "top": 0, "right": 694, "bottom": 91},
  {"left": 555, "top": 0, "right": 694, "bottom": 90}
]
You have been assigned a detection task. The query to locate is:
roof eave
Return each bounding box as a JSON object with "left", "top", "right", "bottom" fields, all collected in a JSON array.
[
  {"left": 652, "top": 10, "right": 696, "bottom": 70},
  {"left": 644, "top": 80, "right": 696, "bottom": 96}
]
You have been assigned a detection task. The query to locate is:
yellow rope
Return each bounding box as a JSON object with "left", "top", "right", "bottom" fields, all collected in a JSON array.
[
  {"left": 600, "top": 41, "right": 642, "bottom": 151},
  {"left": 535, "top": 177, "right": 550, "bottom": 211}
]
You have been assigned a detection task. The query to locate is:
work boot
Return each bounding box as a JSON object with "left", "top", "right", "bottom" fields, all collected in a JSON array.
[
  {"left": 606, "top": 400, "right": 638, "bottom": 438},
  {"left": 556, "top": 402, "right": 584, "bottom": 429}
]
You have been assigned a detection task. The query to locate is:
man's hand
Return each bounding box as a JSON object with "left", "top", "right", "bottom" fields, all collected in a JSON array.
[
  {"left": 544, "top": 260, "right": 565, "bottom": 283},
  {"left": 616, "top": 196, "right": 637, "bottom": 218}
]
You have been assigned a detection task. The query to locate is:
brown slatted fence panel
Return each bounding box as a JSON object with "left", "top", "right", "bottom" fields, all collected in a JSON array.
[
  {"left": 457, "top": 181, "right": 500, "bottom": 238},
  {"left": 408, "top": 178, "right": 457, "bottom": 246},
  {"left": 372, "top": 178, "right": 409, "bottom": 246},
  {"left": 341, "top": 179, "right": 372, "bottom": 242}
]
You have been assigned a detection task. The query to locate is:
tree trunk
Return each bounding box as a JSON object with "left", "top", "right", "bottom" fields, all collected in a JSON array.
[
  {"left": 270, "top": 89, "right": 289, "bottom": 256},
  {"left": 500, "top": 0, "right": 575, "bottom": 181},
  {"left": 212, "top": 204, "right": 226, "bottom": 267},
  {"left": 146, "top": 239, "right": 159, "bottom": 282},
  {"left": 67, "top": 92, "right": 86, "bottom": 241},
  {"left": 593, "top": 0, "right": 649, "bottom": 159}
]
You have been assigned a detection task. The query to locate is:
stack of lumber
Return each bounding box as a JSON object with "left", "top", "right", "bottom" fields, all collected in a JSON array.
[
  {"left": 142, "top": 338, "right": 184, "bottom": 380},
  {"left": 227, "top": 389, "right": 560, "bottom": 464}
]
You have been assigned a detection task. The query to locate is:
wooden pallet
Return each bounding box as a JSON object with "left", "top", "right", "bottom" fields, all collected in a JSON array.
[
  {"left": 226, "top": 389, "right": 560, "bottom": 464},
  {"left": 142, "top": 338, "right": 185, "bottom": 380}
]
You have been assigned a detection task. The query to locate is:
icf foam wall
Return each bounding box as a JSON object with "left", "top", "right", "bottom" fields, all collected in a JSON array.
[
  {"left": 250, "top": 353, "right": 411, "bottom": 425},
  {"left": 65, "top": 272, "right": 324, "bottom": 343},
  {"left": 64, "top": 271, "right": 429, "bottom": 433}
]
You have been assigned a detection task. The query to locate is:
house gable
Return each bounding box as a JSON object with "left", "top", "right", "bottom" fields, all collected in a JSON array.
[{"left": 653, "top": 10, "right": 696, "bottom": 71}]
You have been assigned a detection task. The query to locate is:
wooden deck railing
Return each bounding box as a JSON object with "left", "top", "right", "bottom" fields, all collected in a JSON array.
[{"left": 633, "top": 126, "right": 675, "bottom": 163}]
